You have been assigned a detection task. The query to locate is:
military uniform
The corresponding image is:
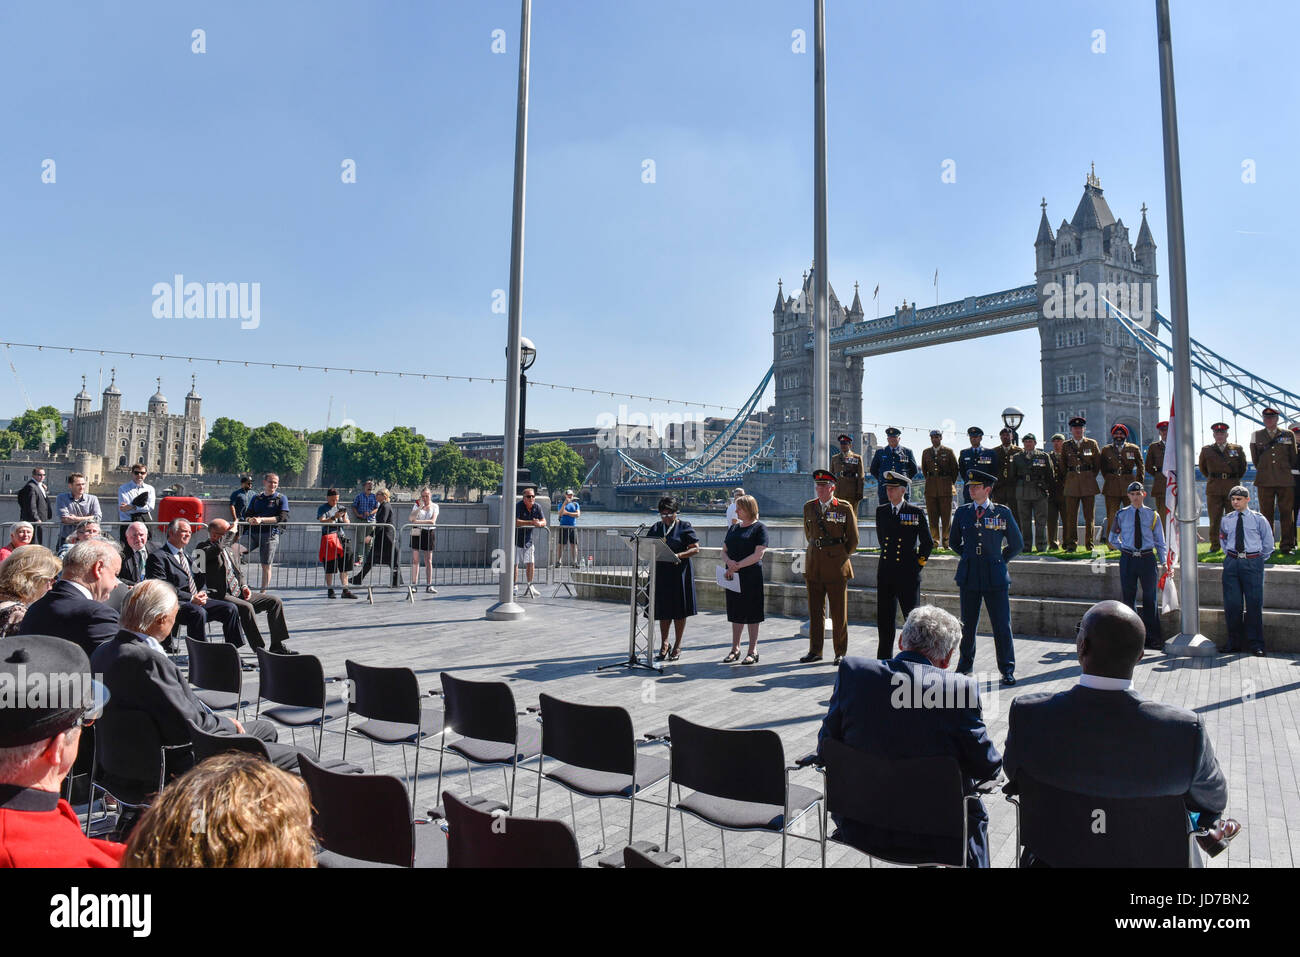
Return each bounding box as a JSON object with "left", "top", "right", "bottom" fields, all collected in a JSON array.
[
  {"left": 1047, "top": 437, "right": 1067, "bottom": 550},
  {"left": 874, "top": 493, "right": 933, "bottom": 659},
  {"left": 958, "top": 441, "right": 998, "bottom": 504},
  {"left": 802, "top": 482, "right": 859, "bottom": 660},
  {"left": 1061, "top": 428, "right": 1102, "bottom": 550},
  {"left": 949, "top": 472, "right": 1023, "bottom": 681},
  {"left": 1011, "top": 442, "right": 1057, "bottom": 551},
  {"left": 1099, "top": 434, "right": 1144, "bottom": 541},
  {"left": 921, "top": 439, "right": 959, "bottom": 545},
  {"left": 992, "top": 439, "right": 1022, "bottom": 517},
  {"left": 829, "top": 449, "right": 865, "bottom": 509},
  {"left": 1144, "top": 433, "right": 1168, "bottom": 523},
  {"left": 1198, "top": 436, "right": 1247, "bottom": 551},
  {"left": 1250, "top": 423, "right": 1297, "bottom": 552},
  {"left": 868, "top": 440, "right": 917, "bottom": 506}
]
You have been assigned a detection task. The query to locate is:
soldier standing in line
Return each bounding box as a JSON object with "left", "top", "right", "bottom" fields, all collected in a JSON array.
[
  {"left": 1099, "top": 423, "right": 1144, "bottom": 543},
  {"left": 1061, "top": 416, "right": 1102, "bottom": 551},
  {"left": 1011, "top": 434, "right": 1056, "bottom": 553},
  {"left": 1250, "top": 407, "right": 1297, "bottom": 554},
  {"left": 1048, "top": 433, "right": 1068, "bottom": 550},
  {"left": 1291, "top": 424, "right": 1300, "bottom": 533},
  {"left": 1198, "top": 423, "right": 1247, "bottom": 554},
  {"left": 949, "top": 469, "right": 1023, "bottom": 685},
  {"left": 958, "top": 427, "right": 998, "bottom": 505},
  {"left": 874, "top": 471, "right": 933, "bottom": 659},
  {"left": 830, "top": 434, "right": 865, "bottom": 514},
  {"left": 992, "top": 427, "right": 1022, "bottom": 520},
  {"left": 1145, "top": 420, "right": 1170, "bottom": 525},
  {"left": 868, "top": 427, "right": 918, "bottom": 507},
  {"left": 921, "top": 428, "right": 959, "bottom": 545},
  {"left": 799, "top": 469, "right": 859, "bottom": 666}
]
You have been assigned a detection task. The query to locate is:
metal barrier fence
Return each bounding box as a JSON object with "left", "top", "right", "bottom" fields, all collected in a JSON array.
[
  {"left": 231, "top": 521, "right": 405, "bottom": 597},
  {"left": 0, "top": 519, "right": 188, "bottom": 554},
  {"left": 547, "top": 525, "right": 644, "bottom": 597}
]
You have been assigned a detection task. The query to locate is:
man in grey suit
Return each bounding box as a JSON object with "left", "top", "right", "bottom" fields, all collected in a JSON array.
[
  {"left": 17, "top": 467, "right": 52, "bottom": 545},
  {"left": 1003, "top": 600, "right": 1238, "bottom": 866}
]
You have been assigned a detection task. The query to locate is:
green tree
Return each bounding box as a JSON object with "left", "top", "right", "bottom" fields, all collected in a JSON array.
[
  {"left": 426, "top": 441, "right": 469, "bottom": 495},
  {"left": 0, "top": 430, "right": 20, "bottom": 458},
  {"left": 309, "top": 426, "right": 378, "bottom": 487},
  {"left": 200, "top": 417, "right": 251, "bottom": 473},
  {"left": 524, "top": 440, "right": 584, "bottom": 497},
  {"left": 467, "top": 458, "right": 503, "bottom": 497},
  {"left": 8, "top": 406, "right": 67, "bottom": 453},
  {"left": 372, "top": 427, "right": 432, "bottom": 489},
  {"left": 247, "top": 422, "right": 307, "bottom": 478}
]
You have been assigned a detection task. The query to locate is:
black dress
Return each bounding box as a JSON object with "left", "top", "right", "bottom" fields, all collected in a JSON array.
[
  {"left": 723, "top": 521, "right": 768, "bottom": 624},
  {"left": 650, "top": 519, "right": 698, "bottom": 621}
]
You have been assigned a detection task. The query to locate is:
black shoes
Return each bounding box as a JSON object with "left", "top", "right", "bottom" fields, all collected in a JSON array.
[
  {"left": 270, "top": 645, "right": 299, "bottom": 656},
  {"left": 341, "top": 589, "right": 358, "bottom": 599},
  {"left": 833, "top": 656, "right": 843, "bottom": 666},
  {"left": 327, "top": 589, "right": 336, "bottom": 599},
  {"left": 798, "top": 653, "right": 823, "bottom": 664},
  {"left": 1196, "top": 818, "right": 1242, "bottom": 858},
  {"left": 1252, "top": 648, "right": 1266, "bottom": 657},
  {"left": 1001, "top": 672, "right": 1017, "bottom": 686}
]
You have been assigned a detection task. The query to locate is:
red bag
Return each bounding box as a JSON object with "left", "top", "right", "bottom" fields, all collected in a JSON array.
[
  {"left": 319, "top": 533, "right": 343, "bottom": 562},
  {"left": 159, "top": 496, "right": 203, "bottom": 527}
]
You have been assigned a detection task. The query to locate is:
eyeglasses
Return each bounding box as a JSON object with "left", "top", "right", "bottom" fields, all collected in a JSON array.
[
  {"left": 522, "top": 494, "right": 535, "bottom": 499},
  {"left": 76, "top": 713, "right": 96, "bottom": 729}
]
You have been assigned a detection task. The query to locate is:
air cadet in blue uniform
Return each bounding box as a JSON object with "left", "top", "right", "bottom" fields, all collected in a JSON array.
[
  {"left": 868, "top": 427, "right": 918, "bottom": 506},
  {"left": 1107, "top": 481, "right": 1168, "bottom": 650},
  {"left": 949, "top": 469, "right": 1023, "bottom": 684},
  {"left": 957, "top": 427, "right": 998, "bottom": 504}
]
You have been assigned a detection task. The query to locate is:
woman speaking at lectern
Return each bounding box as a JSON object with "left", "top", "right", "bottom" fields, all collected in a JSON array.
[{"left": 648, "top": 497, "right": 699, "bottom": 662}]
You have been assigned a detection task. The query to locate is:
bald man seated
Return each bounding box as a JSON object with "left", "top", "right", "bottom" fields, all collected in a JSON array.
[
  {"left": 1003, "top": 600, "right": 1238, "bottom": 866},
  {"left": 196, "top": 519, "right": 295, "bottom": 654}
]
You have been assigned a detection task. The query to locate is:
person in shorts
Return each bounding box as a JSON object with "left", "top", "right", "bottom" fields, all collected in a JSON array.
[
  {"left": 245, "top": 474, "right": 289, "bottom": 593},
  {"left": 514, "top": 489, "right": 545, "bottom": 597},
  {"left": 556, "top": 489, "right": 580, "bottom": 567},
  {"left": 317, "top": 488, "right": 357, "bottom": 600},
  {"left": 408, "top": 486, "right": 439, "bottom": 595}
]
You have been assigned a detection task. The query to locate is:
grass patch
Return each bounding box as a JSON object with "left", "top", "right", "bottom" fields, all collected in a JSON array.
[{"left": 1196, "top": 542, "right": 1299, "bottom": 565}]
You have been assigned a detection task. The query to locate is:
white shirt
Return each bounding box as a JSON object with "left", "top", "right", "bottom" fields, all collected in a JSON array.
[
  {"left": 726, "top": 502, "right": 739, "bottom": 525},
  {"left": 1078, "top": 674, "right": 1133, "bottom": 691},
  {"left": 129, "top": 628, "right": 168, "bottom": 658},
  {"left": 117, "top": 480, "right": 157, "bottom": 521},
  {"left": 411, "top": 502, "right": 439, "bottom": 524},
  {"left": 66, "top": 580, "right": 94, "bottom": 601}
]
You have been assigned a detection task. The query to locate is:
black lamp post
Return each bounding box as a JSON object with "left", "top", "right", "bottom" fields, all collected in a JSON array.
[
  {"left": 516, "top": 337, "right": 537, "bottom": 489},
  {"left": 1001, "top": 406, "right": 1024, "bottom": 446}
]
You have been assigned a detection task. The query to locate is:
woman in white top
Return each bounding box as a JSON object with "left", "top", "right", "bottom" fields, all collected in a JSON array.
[{"left": 409, "top": 486, "right": 439, "bottom": 594}]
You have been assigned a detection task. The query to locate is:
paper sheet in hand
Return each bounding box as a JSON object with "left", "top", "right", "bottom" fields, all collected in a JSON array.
[{"left": 715, "top": 565, "right": 741, "bottom": 593}]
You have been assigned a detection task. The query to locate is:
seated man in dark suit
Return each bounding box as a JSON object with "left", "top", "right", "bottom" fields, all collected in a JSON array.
[
  {"left": 1003, "top": 600, "right": 1236, "bottom": 866},
  {"left": 816, "top": 604, "right": 1002, "bottom": 867},
  {"left": 18, "top": 538, "right": 121, "bottom": 658},
  {"left": 118, "top": 521, "right": 151, "bottom": 588},
  {"left": 90, "top": 580, "right": 300, "bottom": 793},
  {"left": 197, "top": 518, "right": 295, "bottom": 654},
  {"left": 146, "top": 518, "right": 244, "bottom": 649}
]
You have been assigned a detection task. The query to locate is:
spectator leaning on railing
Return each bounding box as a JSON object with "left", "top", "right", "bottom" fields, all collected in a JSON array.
[
  {"left": 244, "top": 473, "right": 289, "bottom": 593},
  {"left": 55, "top": 473, "right": 101, "bottom": 551}
]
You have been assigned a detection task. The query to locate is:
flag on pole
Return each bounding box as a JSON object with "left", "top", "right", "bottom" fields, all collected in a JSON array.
[
  {"left": 1160, "top": 398, "right": 1179, "bottom": 613},
  {"left": 872, "top": 284, "right": 879, "bottom": 300},
  {"left": 933, "top": 269, "right": 938, "bottom": 286}
]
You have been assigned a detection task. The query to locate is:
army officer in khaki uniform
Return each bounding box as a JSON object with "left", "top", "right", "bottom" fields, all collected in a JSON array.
[
  {"left": 921, "top": 428, "right": 959, "bottom": 545},
  {"left": 1199, "top": 422, "right": 1247, "bottom": 553},
  {"left": 1099, "top": 423, "right": 1145, "bottom": 542},
  {"left": 800, "top": 469, "right": 859, "bottom": 665},
  {"left": 1061, "top": 416, "right": 1102, "bottom": 551},
  {"left": 830, "top": 434, "right": 865, "bottom": 511},
  {"left": 1250, "top": 406, "right": 1297, "bottom": 553},
  {"left": 1144, "top": 420, "right": 1169, "bottom": 523}
]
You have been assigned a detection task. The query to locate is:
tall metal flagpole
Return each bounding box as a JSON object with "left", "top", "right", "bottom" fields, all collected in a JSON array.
[
  {"left": 1155, "top": 0, "right": 1206, "bottom": 651},
  {"left": 487, "top": 0, "right": 531, "bottom": 622},
  {"left": 812, "top": 0, "right": 829, "bottom": 472}
]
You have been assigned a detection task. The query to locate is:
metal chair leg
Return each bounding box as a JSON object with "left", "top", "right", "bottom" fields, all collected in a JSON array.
[
  {"left": 720, "top": 829, "right": 727, "bottom": 868},
  {"left": 596, "top": 798, "right": 607, "bottom": 852},
  {"left": 370, "top": 740, "right": 377, "bottom": 773},
  {"left": 411, "top": 742, "right": 422, "bottom": 813},
  {"left": 535, "top": 756, "right": 544, "bottom": 816}
]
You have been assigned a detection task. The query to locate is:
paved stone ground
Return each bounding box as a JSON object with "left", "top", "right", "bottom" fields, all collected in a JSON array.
[{"left": 224, "top": 582, "right": 1291, "bottom": 868}]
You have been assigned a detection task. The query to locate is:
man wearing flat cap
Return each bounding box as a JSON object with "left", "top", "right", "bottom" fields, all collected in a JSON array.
[
  {"left": 830, "top": 435, "right": 865, "bottom": 512},
  {"left": 868, "top": 428, "right": 917, "bottom": 508},
  {"left": 949, "top": 469, "right": 1023, "bottom": 684},
  {"left": 921, "top": 428, "right": 959, "bottom": 545},
  {"left": 1220, "top": 486, "right": 1274, "bottom": 655},
  {"left": 1199, "top": 423, "right": 1247, "bottom": 554},
  {"left": 1250, "top": 407, "right": 1296, "bottom": 554},
  {"left": 992, "top": 427, "right": 1022, "bottom": 521},
  {"left": 801, "top": 469, "right": 859, "bottom": 664},
  {"left": 1011, "top": 434, "right": 1057, "bottom": 552},
  {"left": 0, "top": 634, "right": 123, "bottom": 867},
  {"left": 1099, "top": 423, "right": 1144, "bottom": 543},
  {"left": 1060, "top": 416, "right": 1102, "bottom": 551},
  {"left": 958, "top": 428, "right": 998, "bottom": 505},
  {"left": 1144, "top": 421, "right": 1170, "bottom": 525},
  {"left": 1108, "top": 482, "right": 1168, "bottom": 649},
  {"left": 874, "top": 471, "right": 933, "bottom": 658}
]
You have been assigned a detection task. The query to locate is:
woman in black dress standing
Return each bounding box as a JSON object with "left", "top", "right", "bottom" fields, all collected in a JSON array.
[
  {"left": 722, "top": 494, "right": 768, "bottom": 665},
  {"left": 649, "top": 496, "right": 699, "bottom": 661}
]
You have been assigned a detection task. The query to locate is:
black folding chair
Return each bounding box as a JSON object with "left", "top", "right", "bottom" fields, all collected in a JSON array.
[
  {"left": 84, "top": 709, "right": 189, "bottom": 836},
  {"left": 187, "top": 719, "right": 272, "bottom": 763},
  {"left": 535, "top": 693, "right": 670, "bottom": 859},
  {"left": 815, "top": 736, "right": 981, "bottom": 868},
  {"left": 443, "top": 790, "right": 579, "bottom": 868},
  {"left": 299, "top": 754, "right": 443, "bottom": 867},
  {"left": 437, "top": 672, "right": 541, "bottom": 813},
  {"left": 1005, "top": 772, "right": 1209, "bottom": 868},
  {"left": 185, "top": 638, "right": 248, "bottom": 720},
  {"left": 663, "top": 714, "right": 822, "bottom": 868},
  {"left": 254, "top": 648, "right": 347, "bottom": 756},
  {"left": 342, "top": 660, "right": 445, "bottom": 811}
]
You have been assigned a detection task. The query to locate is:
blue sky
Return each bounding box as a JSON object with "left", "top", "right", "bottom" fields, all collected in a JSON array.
[{"left": 1, "top": 0, "right": 1294, "bottom": 451}]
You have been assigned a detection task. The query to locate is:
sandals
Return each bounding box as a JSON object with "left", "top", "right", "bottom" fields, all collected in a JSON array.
[
  {"left": 656, "top": 645, "right": 670, "bottom": 661},
  {"left": 722, "top": 649, "right": 742, "bottom": 663},
  {"left": 741, "top": 652, "right": 760, "bottom": 665},
  {"left": 668, "top": 646, "right": 681, "bottom": 661}
]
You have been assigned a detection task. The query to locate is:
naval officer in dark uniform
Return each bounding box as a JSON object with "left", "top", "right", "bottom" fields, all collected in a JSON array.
[
  {"left": 874, "top": 470, "right": 933, "bottom": 658},
  {"left": 868, "top": 427, "right": 917, "bottom": 506},
  {"left": 949, "top": 469, "right": 1023, "bottom": 684},
  {"left": 958, "top": 427, "right": 998, "bottom": 504}
]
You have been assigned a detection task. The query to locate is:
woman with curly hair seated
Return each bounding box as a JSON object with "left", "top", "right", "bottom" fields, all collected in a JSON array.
[
  {"left": 0, "top": 545, "right": 60, "bottom": 638},
  {"left": 121, "top": 752, "right": 317, "bottom": 868}
]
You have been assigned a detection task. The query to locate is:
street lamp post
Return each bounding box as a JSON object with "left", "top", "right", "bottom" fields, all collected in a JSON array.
[
  {"left": 1001, "top": 406, "right": 1025, "bottom": 446},
  {"left": 516, "top": 337, "right": 537, "bottom": 489}
]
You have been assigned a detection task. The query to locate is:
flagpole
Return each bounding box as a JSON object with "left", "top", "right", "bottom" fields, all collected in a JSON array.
[
  {"left": 812, "top": 0, "right": 829, "bottom": 474},
  {"left": 1154, "top": 0, "right": 1208, "bottom": 653}
]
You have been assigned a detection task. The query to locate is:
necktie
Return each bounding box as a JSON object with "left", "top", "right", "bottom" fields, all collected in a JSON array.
[
  {"left": 1134, "top": 511, "right": 1142, "bottom": 550},
  {"left": 221, "top": 547, "right": 239, "bottom": 595},
  {"left": 1235, "top": 512, "right": 1246, "bottom": 554},
  {"left": 136, "top": 550, "right": 146, "bottom": 583},
  {"left": 177, "top": 549, "right": 197, "bottom": 595},
  {"left": 976, "top": 506, "right": 985, "bottom": 525}
]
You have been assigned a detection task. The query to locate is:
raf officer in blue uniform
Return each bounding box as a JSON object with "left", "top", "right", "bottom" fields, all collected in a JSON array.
[
  {"left": 874, "top": 471, "right": 933, "bottom": 658},
  {"left": 949, "top": 469, "right": 1023, "bottom": 684},
  {"left": 869, "top": 427, "right": 918, "bottom": 506},
  {"left": 1107, "top": 481, "right": 1168, "bottom": 650},
  {"left": 957, "top": 427, "right": 998, "bottom": 504}
]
